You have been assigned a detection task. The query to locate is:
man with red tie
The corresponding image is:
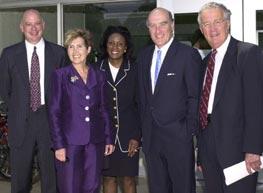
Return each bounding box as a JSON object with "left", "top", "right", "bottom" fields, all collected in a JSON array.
[
  {"left": 197, "top": 2, "right": 263, "bottom": 193},
  {"left": 0, "top": 9, "right": 69, "bottom": 193}
]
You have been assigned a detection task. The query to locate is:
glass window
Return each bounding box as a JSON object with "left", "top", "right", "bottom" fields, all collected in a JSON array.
[
  {"left": 174, "top": 13, "right": 211, "bottom": 59},
  {"left": 174, "top": 13, "right": 199, "bottom": 46},
  {"left": 0, "top": 6, "right": 57, "bottom": 52},
  {"left": 64, "top": 1, "right": 156, "bottom": 61}
]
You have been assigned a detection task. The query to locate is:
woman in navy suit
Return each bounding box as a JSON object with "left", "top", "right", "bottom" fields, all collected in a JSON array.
[
  {"left": 98, "top": 26, "right": 141, "bottom": 193},
  {"left": 48, "top": 28, "right": 115, "bottom": 193}
]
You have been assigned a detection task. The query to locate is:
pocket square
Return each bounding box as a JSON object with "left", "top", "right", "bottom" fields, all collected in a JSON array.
[{"left": 167, "top": 73, "right": 175, "bottom": 76}]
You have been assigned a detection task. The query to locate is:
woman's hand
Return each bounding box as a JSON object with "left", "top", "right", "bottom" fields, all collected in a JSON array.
[
  {"left": 55, "top": 148, "right": 66, "bottom": 162},
  {"left": 105, "top": 144, "right": 115, "bottom": 156},
  {"left": 128, "top": 139, "right": 139, "bottom": 157}
]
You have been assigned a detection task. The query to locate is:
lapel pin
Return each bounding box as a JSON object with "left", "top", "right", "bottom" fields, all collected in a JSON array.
[{"left": 70, "top": 75, "right": 79, "bottom": 83}]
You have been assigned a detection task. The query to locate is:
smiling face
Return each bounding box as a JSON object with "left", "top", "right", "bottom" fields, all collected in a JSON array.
[
  {"left": 199, "top": 7, "right": 230, "bottom": 49},
  {"left": 147, "top": 8, "right": 174, "bottom": 48},
  {"left": 20, "top": 10, "right": 45, "bottom": 44},
  {"left": 107, "top": 33, "right": 127, "bottom": 62},
  {"left": 67, "top": 37, "right": 91, "bottom": 66}
]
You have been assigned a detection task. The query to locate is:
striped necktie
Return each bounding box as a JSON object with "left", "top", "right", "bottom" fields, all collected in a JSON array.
[{"left": 199, "top": 49, "right": 217, "bottom": 129}]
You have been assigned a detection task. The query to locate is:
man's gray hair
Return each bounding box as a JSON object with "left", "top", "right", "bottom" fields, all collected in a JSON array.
[{"left": 197, "top": 2, "right": 231, "bottom": 25}]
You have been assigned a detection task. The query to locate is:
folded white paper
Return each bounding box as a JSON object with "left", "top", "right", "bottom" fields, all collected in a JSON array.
[{"left": 223, "top": 156, "right": 263, "bottom": 186}]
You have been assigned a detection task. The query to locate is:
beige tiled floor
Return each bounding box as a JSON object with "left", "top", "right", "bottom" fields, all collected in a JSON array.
[
  {"left": 1, "top": 177, "right": 263, "bottom": 193},
  {"left": 1, "top": 152, "right": 263, "bottom": 193}
]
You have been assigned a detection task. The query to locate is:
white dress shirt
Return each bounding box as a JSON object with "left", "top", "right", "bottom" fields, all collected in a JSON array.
[
  {"left": 109, "top": 61, "right": 120, "bottom": 82},
  {"left": 25, "top": 38, "right": 45, "bottom": 105},
  {"left": 151, "top": 37, "right": 174, "bottom": 93},
  {"left": 207, "top": 35, "right": 231, "bottom": 113}
]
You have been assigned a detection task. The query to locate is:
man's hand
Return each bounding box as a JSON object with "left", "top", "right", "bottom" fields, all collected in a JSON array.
[{"left": 245, "top": 153, "right": 261, "bottom": 174}]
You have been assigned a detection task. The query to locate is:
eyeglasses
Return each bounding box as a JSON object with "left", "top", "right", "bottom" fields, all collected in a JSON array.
[{"left": 201, "top": 19, "right": 226, "bottom": 29}]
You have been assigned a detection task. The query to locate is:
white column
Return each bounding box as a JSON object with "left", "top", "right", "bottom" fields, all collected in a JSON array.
[
  {"left": 57, "top": 3, "right": 63, "bottom": 46},
  {"left": 157, "top": 0, "right": 175, "bottom": 15}
]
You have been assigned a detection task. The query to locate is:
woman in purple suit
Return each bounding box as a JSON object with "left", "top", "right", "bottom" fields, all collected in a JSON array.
[{"left": 48, "top": 28, "right": 115, "bottom": 193}]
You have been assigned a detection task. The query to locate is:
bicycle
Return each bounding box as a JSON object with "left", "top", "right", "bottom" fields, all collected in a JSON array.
[{"left": 0, "top": 113, "right": 40, "bottom": 183}]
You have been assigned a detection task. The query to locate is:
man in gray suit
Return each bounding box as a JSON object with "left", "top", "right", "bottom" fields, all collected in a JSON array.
[{"left": 0, "top": 9, "right": 68, "bottom": 193}]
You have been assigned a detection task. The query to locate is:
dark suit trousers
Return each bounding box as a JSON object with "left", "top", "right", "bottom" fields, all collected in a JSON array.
[
  {"left": 198, "top": 124, "right": 258, "bottom": 193},
  {"left": 144, "top": 121, "right": 195, "bottom": 193},
  {"left": 10, "top": 106, "right": 56, "bottom": 193}
]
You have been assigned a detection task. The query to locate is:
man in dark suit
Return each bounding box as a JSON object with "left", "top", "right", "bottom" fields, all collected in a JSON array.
[
  {"left": 137, "top": 7, "right": 202, "bottom": 193},
  {"left": 197, "top": 2, "right": 263, "bottom": 193},
  {"left": 0, "top": 9, "right": 68, "bottom": 193}
]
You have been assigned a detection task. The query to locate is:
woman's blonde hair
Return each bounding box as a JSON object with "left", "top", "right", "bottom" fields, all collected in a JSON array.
[{"left": 64, "top": 28, "right": 93, "bottom": 48}]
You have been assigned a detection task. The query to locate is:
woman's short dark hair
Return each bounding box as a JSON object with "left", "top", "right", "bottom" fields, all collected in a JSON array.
[{"left": 99, "top": 25, "right": 133, "bottom": 59}]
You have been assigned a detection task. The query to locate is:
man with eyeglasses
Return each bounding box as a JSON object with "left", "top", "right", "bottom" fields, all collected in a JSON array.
[
  {"left": 137, "top": 7, "right": 202, "bottom": 193},
  {"left": 197, "top": 2, "right": 263, "bottom": 193}
]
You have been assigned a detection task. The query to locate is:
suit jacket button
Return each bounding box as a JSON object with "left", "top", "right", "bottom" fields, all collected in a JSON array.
[
  {"left": 85, "top": 106, "right": 89, "bottom": 110},
  {"left": 85, "top": 95, "right": 90, "bottom": 100},
  {"left": 85, "top": 117, "right": 90, "bottom": 122}
]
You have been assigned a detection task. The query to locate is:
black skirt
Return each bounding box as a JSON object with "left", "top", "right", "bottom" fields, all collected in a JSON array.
[{"left": 102, "top": 145, "right": 139, "bottom": 177}]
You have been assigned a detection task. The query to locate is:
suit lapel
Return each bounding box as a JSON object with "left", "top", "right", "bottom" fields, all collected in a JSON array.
[
  {"left": 144, "top": 46, "right": 155, "bottom": 97},
  {"left": 99, "top": 59, "right": 115, "bottom": 87},
  {"left": 68, "top": 65, "right": 89, "bottom": 90},
  {"left": 44, "top": 41, "right": 56, "bottom": 98},
  {"left": 87, "top": 65, "right": 97, "bottom": 90},
  {"left": 154, "top": 40, "right": 178, "bottom": 95},
  {"left": 115, "top": 59, "right": 130, "bottom": 86},
  {"left": 15, "top": 42, "right": 29, "bottom": 90},
  {"left": 212, "top": 38, "right": 237, "bottom": 111}
]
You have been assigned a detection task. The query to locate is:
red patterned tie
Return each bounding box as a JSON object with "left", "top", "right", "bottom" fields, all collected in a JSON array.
[
  {"left": 30, "top": 46, "right": 41, "bottom": 112},
  {"left": 199, "top": 49, "right": 217, "bottom": 129}
]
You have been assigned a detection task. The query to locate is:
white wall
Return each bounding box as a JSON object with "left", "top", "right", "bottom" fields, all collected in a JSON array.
[
  {"left": 158, "top": 0, "right": 244, "bottom": 42},
  {"left": 243, "top": 0, "right": 263, "bottom": 44}
]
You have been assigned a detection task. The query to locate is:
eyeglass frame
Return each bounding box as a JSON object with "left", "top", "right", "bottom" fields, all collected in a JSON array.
[{"left": 201, "top": 18, "right": 226, "bottom": 29}]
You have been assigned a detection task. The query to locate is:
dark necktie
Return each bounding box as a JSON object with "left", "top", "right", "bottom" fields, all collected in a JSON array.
[
  {"left": 30, "top": 46, "right": 41, "bottom": 112},
  {"left": 199, "top": 49, "right": 217, "bottom": 129},
  {"left": 154, "top": 49, "right": 162, "bottom": 88}
]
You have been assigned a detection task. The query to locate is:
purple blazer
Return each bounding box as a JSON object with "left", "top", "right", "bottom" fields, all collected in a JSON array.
[{"left": 48, "top": 64, "right": 114, "bottom": 150}]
